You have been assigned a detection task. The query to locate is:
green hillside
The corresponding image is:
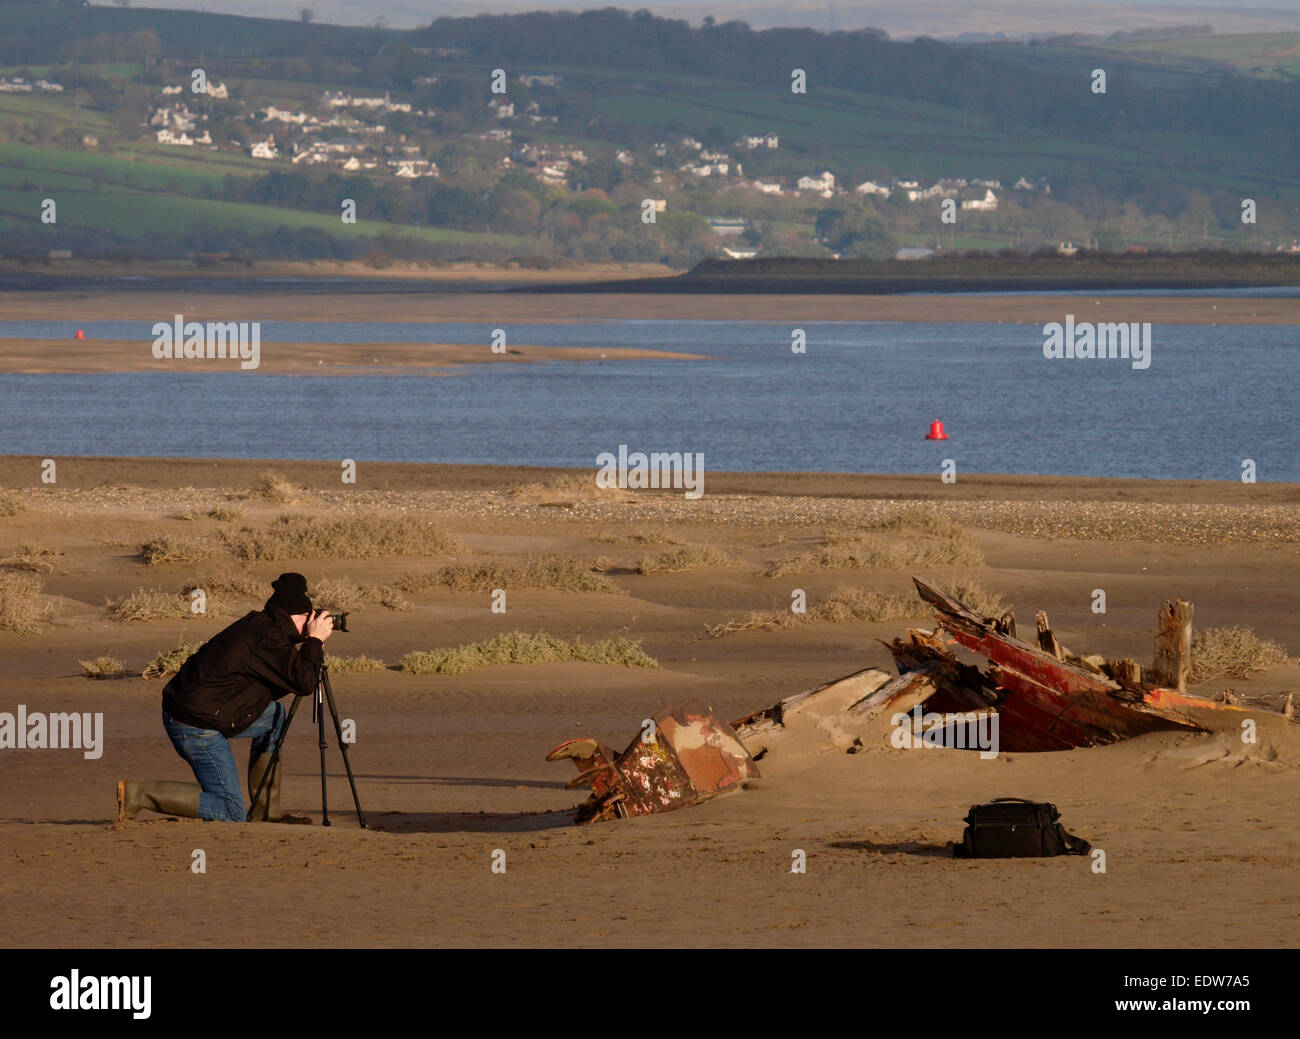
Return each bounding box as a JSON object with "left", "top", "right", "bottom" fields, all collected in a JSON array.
[{"left": 1, "top": 4, "right": 1296, "bottom": 265}]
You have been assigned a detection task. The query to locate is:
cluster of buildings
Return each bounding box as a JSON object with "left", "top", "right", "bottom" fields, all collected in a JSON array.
[
  {"left": 0, "top": 76, "right": 63, "bottom": 93},
  {"left": 503, "top": 142, "right": 589, "bottom": 186}
]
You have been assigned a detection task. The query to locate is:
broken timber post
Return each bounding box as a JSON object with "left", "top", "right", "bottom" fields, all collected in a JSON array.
[
  {"left": 1152, "top": 599, "right": 1193, "bottom": 693},
  {"left": 1035, "top": 610, "right": 1063, "bottom": 659}
]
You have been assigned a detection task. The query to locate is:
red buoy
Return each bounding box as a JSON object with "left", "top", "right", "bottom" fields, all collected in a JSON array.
[
  {"left": 75, "top": 329, "right": 85, "bottom": 339},
  {"left": 925, "top": 420, "right": 948, "bottom": 440}
]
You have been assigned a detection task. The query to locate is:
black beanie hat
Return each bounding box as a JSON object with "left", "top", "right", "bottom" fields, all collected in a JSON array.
[{"left": 266, "top": 572, "right": 313, "bottom": 614}]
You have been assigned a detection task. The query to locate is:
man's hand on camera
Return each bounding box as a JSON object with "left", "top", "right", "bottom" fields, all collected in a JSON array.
[{"left": 306, "top": 610, "right": 333, "bottom": 642}]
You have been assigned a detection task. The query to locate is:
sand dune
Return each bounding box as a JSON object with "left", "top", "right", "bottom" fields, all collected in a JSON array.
[{"left": 0, "top": 460, "right": 1296, "bottom": 946}]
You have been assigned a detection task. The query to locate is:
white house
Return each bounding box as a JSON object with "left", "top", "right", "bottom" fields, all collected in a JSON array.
[
  {"left": 263, "top": 106, "right": 308, "bottom": 125},
  {"left": 36, "top": 79, "right": 63, "bottom": 93},
  {"left": 855, "top": 180, "right": 891, "bottom": 198},
  {"left": 797, "top": 171, "right": 836, "bottom": 194},
  {"left": 489, "top": 98, "right": 515, "bottom": 119},
  {"left": 960, "top": 188, "right": 999, "bottom": 211},
  {"left": 207, "top": 82, "right": 229, "bottom": 99},
  {"left": 752, "top": 180, "right": 784, "bottom": 195},
  {"left": 763, "top": 132, "right": 779, "bottom": 148},
  {"left": 250, "top": 137, "right": 279, "bottom": 159},
  {"left": 156, "top": 129, "right": 194, "bottom": 146}
]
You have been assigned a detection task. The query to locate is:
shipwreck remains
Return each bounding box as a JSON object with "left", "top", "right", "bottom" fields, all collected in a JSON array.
[
  {"left": 550, "top": 577, "right": 1248, "bottom": 823},
  {"left": 547, "top": 700, "right": 758, "bottom": 824}
]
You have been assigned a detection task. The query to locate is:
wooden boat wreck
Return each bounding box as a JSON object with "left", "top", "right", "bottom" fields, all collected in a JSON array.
[{"left": 549, "top": 576, "right": 1248, "bottom": 823}]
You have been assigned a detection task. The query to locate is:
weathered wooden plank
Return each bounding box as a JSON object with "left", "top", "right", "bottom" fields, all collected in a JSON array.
[
  {"left": 1152, "top": 599, "right": 1193, "bottom": 693},
  {"left": 1035, "top": 610, "right": 1064, "bottom": 659}
]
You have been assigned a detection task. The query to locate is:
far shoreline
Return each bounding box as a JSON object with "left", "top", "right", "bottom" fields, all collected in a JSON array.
[
  {"left": 1, "top": 455, "right": 1296, "bottom": 505},
  {"left": 1, "top": 290, "right": 1295, "bottom": 325}
]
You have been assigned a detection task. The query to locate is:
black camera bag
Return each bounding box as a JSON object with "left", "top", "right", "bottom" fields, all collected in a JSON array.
[{"left": 953, "top": 797, "right": 1091, "bottom": 858}]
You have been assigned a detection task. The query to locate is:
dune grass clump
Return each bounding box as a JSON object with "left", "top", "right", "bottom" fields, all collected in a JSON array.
[
  {"left": 0, "top": 571, "right": 54, "bottom": 633},
  {"left": 139, "top": 535, "right": 213, "bottom": 566},
  {"left": 418, "top": 555, "right": 620, "bottom": 594},
  {"left": 511, "top": 473, "right": 636, "bottom": 505},
  {"left": 182, "top": 568, "right": 266, "bottom": 600},
  {"left": 704, "top": 585, "right": 921, "bottom": 638},
  {"left": 1189, "top": 627, "right": 1290, "bottom": 683},
  {"left": 324, "top": 654, "right": 388, "bottom": 674},
  {"left": 106, "top": 587, "right": 192, "bottom": 622},
  {"left": 762, "top": 535, "right": 983, "bottom": 578},
  {"left": 249, "top": 470, "right": 307, "bottom": 505},
  {"left": 207, "top": 506, "right": 245, "bottom": 522},
  {"left": 142, "top": 643, "right": 200, "bottom": 680},
  {"left": 861, "top": 507, "right": 968, "bottom": 539},
  {"left": 226, "top": 514, "right": 461, "bottom": 562},
  {"left": 636, "top": 547, "right": 735, "bottom": 575},
  {"left": 400, "top": 631, "right": 658, "bottom": 675},
  {"left": 80, "top": 656, "right": 127, "bottom": 679},
  {"left": 940, "top": 578, "right": 1006, "bottom": 618},
  {"left": 2, "top": 543, "right": 62, "bottom": 574},
  {"left": 0, "top": 493, "right": 23, "bottom": 517}
]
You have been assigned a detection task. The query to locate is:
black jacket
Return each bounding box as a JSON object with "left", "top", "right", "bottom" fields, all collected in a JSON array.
[{"left": 162, "top": 607, "right": 323, "bottom": 737}]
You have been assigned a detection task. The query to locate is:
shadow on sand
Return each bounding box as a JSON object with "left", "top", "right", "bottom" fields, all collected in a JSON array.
[
  {"left": 368, "top": 809, "right": 576, "bottom": 834},
  {"left": 827, "top": 839, "right": 952, "bottom": 858}
]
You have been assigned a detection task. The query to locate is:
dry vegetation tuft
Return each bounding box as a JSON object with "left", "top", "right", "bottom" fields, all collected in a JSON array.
[
  {"left": 2, "top": 543, "right": 63, "bottom": 574},
  {"left": 138, "top": 535, "right": 213, "bottom": 566},
  {"left": 0, "top": 493, "right": 23, "bottom": 517},
  {"left": 510, "top": 473, "right": 635, "bottom": 505},
  {"left": 225, "top": 514, "right": 461, "bottom": 561},
  {"left": 637, "top": 546, "right": 735, "bottom": 575},
  {"left": 142, "top": 643, "right": 200, "bottom": 680},
  {"left": 324, "top": 654, "right": 388, "bottom": 674},
  {"left": 0, "top": 571, "right": 54, "bottom": 633},
  {"left": 762, "top": 533, "right": 982, "bottom": 578},
  {"left": 1189, "top": 627, "right": 1290, "bottom": 682},
  {"left": 703, "top": 579, "right": 1004, "bottom": 639},
  {"left": 80, "top": 656, "right": 127, "bottom": 679},
  {"left": 401, "top": 554, "right": 619, "bottom": 595},
  {"left": 106, "top": 587, "right": 193, "bottom": 622},
  {"left": 207, "top": 506, "right": 245, "bottom": 522},
  {"left": 400, "top": 631, "right": 658, "bottom": 675},
  {"left": 248, "top": 470, "right": 308, "bottom": 505}
]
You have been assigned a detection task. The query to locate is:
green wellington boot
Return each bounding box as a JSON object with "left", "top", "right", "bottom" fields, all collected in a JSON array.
[
  {"left": 116, "top": 780, "right": 201, "bottom": 822},
  {"left": 247, "top": 753, "right": 312, "bottom": 824}
]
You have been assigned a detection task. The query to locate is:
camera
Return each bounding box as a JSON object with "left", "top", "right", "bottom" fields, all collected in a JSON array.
[{"left": 329, "top": 611, "right": 349, "bottom": 632}]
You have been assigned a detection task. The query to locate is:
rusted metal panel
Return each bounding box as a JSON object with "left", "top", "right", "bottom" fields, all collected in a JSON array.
[{"left": 548, "top": 701, "right": 758, "bottom": 825}]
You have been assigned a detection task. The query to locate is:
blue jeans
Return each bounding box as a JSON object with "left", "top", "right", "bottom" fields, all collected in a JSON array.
[{"left": 162, "top": 701, "right": 287, "bottom": 822}]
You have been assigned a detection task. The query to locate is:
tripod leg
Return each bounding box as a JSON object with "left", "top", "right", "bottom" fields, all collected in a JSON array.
[
  {"left": 320, "top": 669, "right": 367, "bottom": 829},
  {"left": 246, "top": 694, "right": 302, "bottom": 822},
  {"left": 317, "top": 676, "right": 330, "bottom": 827}
]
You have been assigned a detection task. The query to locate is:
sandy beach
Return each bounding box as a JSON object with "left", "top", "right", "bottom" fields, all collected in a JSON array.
[{"left": 1, "top": 458, "right": 1296, "bottom": 947}]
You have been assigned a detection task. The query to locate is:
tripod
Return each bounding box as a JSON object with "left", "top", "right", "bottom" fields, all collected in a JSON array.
[{"left": 246, "top": 664, "right": 366, "bottom": 827}]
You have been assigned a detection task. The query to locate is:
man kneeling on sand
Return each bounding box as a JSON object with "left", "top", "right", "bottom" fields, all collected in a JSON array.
[{"left": 117, "top": 573, "right": 333, "bottom": 824}]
